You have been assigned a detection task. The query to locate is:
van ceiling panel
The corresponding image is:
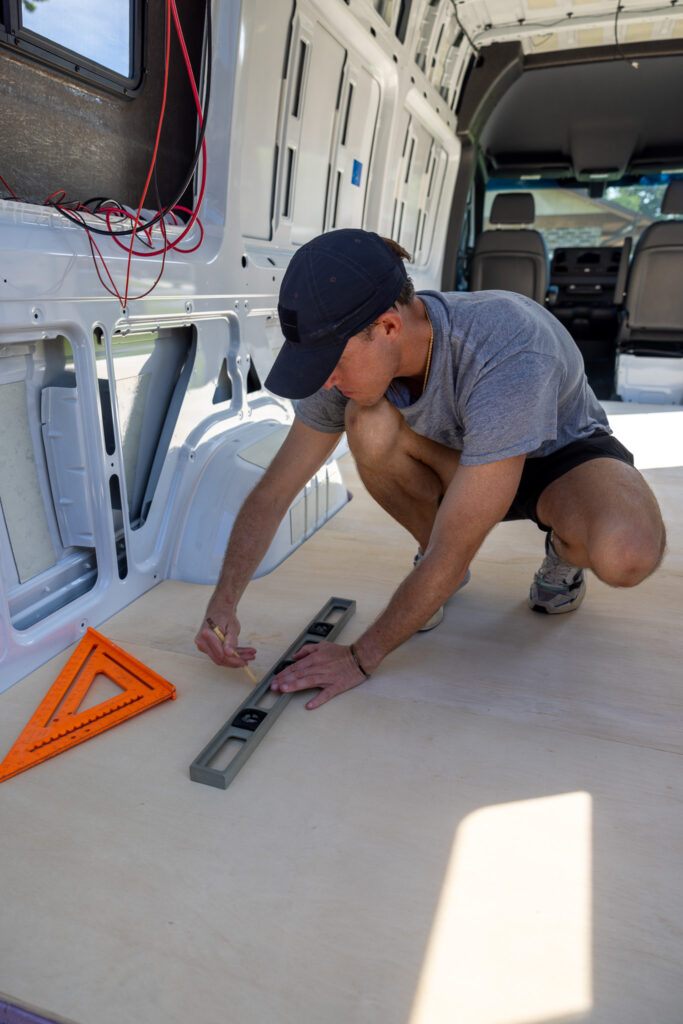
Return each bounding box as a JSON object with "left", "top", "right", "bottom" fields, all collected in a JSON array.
[
  {"left": 479, "top": 53, "right": 683, "bottom": 179},
  {"left": 454, "top": 1, "right": 683, "bottom": 57}
]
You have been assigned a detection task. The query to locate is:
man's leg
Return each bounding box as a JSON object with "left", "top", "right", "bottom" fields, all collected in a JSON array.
[
  {"left": 345, "top": 397, "right": 461, "bottom": 550},
  {"left": 535, "top": 457, "right": 666, "bottom": 588}
]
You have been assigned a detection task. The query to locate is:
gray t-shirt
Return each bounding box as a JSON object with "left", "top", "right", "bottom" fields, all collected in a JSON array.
[{"left": 294, "top": 289, "right": 609, "bottom": 466}]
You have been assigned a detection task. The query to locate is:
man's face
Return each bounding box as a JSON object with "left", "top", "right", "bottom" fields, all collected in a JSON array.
[{"left": 322, "top": 316, "right": 400, "bottom": 405}]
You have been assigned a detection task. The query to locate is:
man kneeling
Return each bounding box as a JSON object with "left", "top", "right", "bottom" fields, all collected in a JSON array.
[{"left": 195, "top": 230, "right": 666, "bottom": 708}]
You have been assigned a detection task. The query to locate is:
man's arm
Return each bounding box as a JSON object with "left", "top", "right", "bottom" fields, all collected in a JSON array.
[
  {"left": 271, "top": 453, "right": 526, "bottom": 708},
  {"left": 194, "top": 417, "right": 342, "bottom": 667}
]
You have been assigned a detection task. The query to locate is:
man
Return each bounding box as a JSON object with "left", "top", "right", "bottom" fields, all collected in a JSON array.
[{"left": 195, "top": 229, "right": 665, "bottom": 709}]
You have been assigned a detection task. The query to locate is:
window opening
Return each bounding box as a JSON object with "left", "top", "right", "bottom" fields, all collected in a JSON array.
[
  {"left": 292, "top": 39, "right": 308, "bottom": 118},
  {"left": 439, "top": 37, "right": 462, "bottom": 103},
  {"left": 373, "top": 0, "right": 393, "bottom": 26},
  {"left": 396, "top": 200, "right": 405, "bottom": 241},
  {"left": 212, "top": 359, "right": 233, "bottom": 405},
  {"left": 484, "top": 177, "right": 677, "bottom": 253},
  {"left": 427, "top": 151, "right": 437, "bottom": 198},
  {"left": 333, "top": 170, "right": 343, "bottom": 228},
  {"left": 341, "top": 83, "right": 354, "bottom": 147},
  {"left": 395, "top": 0, "right": 411, "bottom": 43},
  {"left": 246, "top": 359, "right": 261, "bottom": 393},
  {"left": 2, "top": 0, "right": 143, "bottom": 94},
  {"left": 414, "top": 208, "right": 423, "bottom": 255},
  {"left": 283, "top": 147, "right": 295, "bottom": 218},
  {"left": 109, "top": 475, "right": 128, "bottom": 579},
  {"left": 432, "top": 23, "right": 445, "bottom": 69},
  {"left": 405, "top": 136, "right": 415, "bottom": 184},
  {"left": 415, "top": 0, "right": 439, "bottom": 72},
  {"left": 101, "top": 327, "right": 195, "bottom": 530}
]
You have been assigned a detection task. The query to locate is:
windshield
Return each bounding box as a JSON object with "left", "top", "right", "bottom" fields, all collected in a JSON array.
[{"left": 484, "top": 179, "right": 677, "bottom": 254}]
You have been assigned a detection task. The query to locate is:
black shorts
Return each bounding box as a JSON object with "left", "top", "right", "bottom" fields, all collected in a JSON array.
[{"left": 503, "top": 431, "right": 635, "bottom": 530}]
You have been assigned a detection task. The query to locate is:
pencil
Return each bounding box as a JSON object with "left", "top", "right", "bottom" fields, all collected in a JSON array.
[{"left": 206, "top": 617, "right": 259, "bottom": 684}]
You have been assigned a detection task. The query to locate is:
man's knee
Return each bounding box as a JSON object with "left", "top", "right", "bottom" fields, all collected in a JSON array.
[
  {"left": 345, "top": 398, "right": 402, "bottom": 466},
  {"left": 590, "top": 519, "right": 666, "bottom": 587}
]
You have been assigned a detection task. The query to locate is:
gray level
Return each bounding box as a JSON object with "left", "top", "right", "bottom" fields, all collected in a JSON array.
[{"left": 189, "top": 596, "right": 356, "bottom": 789}]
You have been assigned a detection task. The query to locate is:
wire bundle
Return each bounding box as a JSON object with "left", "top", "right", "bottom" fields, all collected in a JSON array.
[{"left": 1, "top": 0, "right": 211, "bottom": 308}]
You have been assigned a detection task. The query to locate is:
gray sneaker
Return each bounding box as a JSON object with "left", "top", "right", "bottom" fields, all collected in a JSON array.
[
  {"left": 529, "top": 533, "right": 586, "bottom": 614},
  {"left": 413, "top": 550, "right": 471, "bottom": 631}
]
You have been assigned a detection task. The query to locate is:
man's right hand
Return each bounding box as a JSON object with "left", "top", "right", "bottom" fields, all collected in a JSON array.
[{"left": 194, "top": 606, "right": 257, "bottom": 669}]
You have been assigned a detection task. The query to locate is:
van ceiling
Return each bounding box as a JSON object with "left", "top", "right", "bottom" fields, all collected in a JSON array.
[
  {"left": 456, "top": 0, "right": 683, "bottom": 58},
  {"left": 479, "top": 52, "right": 683, "bottom": 181}
]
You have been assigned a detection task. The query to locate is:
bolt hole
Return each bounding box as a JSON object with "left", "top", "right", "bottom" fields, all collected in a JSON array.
[{"left": 241, "top": 255, "right": 247, "bottom": 268}]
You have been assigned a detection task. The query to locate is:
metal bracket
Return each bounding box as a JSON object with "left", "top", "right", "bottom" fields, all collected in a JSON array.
[{"left": 189, "top": 596, "right": 356, "bottom": 789}]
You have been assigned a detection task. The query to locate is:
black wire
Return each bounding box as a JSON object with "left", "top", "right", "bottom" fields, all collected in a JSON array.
[
  {"left": 613, "top": 2, "right": 641, "bottom": 69},
  {"left": 450, "top": 0, "right": 480, "bottom": 57},
  {"left": 51, "top": 0, "right": 212, "bottom": 238}
]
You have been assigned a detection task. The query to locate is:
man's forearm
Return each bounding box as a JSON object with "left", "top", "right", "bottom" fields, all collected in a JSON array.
[
  {"left": 352, "top": 555, "right": 469, "bottom": 673},
  {"left": 211, "top": 479, "right": 290, "bottom": 610}
]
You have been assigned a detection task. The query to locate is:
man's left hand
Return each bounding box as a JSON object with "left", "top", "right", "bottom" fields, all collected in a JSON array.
[{"left": 271, "top": 641, "right": 367, "bottom": 709}]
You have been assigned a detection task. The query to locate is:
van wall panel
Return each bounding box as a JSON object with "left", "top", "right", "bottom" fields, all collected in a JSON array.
[
  {"left": 331, "top": 64, "right": 380, "bottom": 229},
  {"left": 0, "top": 381, "right": 56, "bottom": 583},
  {"left": 290, "top": 23, "right": 346, "bottom": 244},
  {"left": 239, "top": 0, "right": 294, "bottom": 240}
]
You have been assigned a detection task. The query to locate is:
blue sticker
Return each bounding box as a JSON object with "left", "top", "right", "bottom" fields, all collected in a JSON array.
[{"left": 351, "top": 160, "right": 363, "bottom": 187}]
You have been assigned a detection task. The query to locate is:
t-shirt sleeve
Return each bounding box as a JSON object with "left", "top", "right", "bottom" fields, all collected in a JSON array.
[
  {"left": 459, "top": 352, "right": 561, "bottom": 465},
  {"left": 293, "top": 387, "right": 348, "bottom": 434}
]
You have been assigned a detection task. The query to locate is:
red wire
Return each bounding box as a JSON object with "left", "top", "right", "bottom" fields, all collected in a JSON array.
[
  {"left": 122, "top": 0, "right": 172, "bottom": 307},
  {"left": 0, "top": 174, "right": 17, "bottom": 198},
  {"left": 108, "top": 0, "right": 207, "bottom": 261},
  {"left": 38, "top": 0, "right": 207, "bottom": 304}
]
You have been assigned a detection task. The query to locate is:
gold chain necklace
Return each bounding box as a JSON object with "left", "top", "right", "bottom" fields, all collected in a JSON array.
[{"left": 422, "top": 308, "right": 434, "bottom": 395}]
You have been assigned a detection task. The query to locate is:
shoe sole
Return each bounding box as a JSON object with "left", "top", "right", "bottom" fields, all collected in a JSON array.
[{"left": 529, "top": 582, "right": 586, "bottom": 615}]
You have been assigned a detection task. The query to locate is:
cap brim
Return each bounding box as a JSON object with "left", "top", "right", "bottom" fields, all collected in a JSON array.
[{"left": 265, "top": 336, "right": 346, "bottom": 399}]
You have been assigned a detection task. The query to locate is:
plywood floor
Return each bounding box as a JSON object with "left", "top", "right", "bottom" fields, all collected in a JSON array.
[{"left": 1, "top": 405, "right": 681, "bottom": 1024}]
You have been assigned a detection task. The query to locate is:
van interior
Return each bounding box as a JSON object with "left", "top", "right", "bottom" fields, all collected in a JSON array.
[{"left": 1, "top": 3, "right": 682, "bottom": 1022}]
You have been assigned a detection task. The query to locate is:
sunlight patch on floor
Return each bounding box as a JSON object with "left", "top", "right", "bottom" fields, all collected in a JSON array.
[{"left": 409, "top": 792, "right": 593, "bottom": 1024}]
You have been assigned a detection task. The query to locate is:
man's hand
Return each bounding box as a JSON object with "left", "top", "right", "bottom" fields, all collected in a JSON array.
[
  {"left": 194, "top": 607, "right": 257, "bottom": 670},
  {"left": 271, "top": 641, "right": 368, "bottom": 710}
]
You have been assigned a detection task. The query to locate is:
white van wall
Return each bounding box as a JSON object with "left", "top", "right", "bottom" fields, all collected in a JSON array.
[{"left": 0, "top": 0, "right": 465, "bottom": 691}]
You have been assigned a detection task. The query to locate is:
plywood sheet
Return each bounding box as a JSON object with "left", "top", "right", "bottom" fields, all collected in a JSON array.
[{"left": 0, "top": 450, "right": 681, "bottom": 1024}]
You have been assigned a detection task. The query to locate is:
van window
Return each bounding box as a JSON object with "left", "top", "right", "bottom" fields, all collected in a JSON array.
[
  {"left": 3, "top": 0, "right": 142, "bottom": 91},
  {"left": 484, "top": 178, "right": 679, "bottom": 254}
]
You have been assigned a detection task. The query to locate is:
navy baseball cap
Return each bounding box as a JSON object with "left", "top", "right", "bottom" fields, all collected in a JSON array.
[{"left": 265, "top": 229, "right": 407, "bottom": 399}]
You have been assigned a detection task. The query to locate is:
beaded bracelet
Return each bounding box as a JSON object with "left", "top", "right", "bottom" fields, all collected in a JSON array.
[{"left": 349, "top": 643, "right": 370, "bottom": 679}]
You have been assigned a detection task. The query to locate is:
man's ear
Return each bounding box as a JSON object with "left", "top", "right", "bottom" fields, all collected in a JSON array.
[{"left": 377, "top": 309, "right": 402, "bottom": 340}]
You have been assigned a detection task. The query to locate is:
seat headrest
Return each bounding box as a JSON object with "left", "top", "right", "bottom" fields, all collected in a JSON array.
[
  {"left": 661, "top": 180, "right": 683, "bottom": 216},
  {"left": 489, "top": 192, "right": 535, "bottom": 225}
]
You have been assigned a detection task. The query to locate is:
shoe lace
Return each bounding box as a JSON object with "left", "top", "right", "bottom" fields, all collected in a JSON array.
[{"left": 536, "top": 549, "right": 581, "bottom": 588}]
